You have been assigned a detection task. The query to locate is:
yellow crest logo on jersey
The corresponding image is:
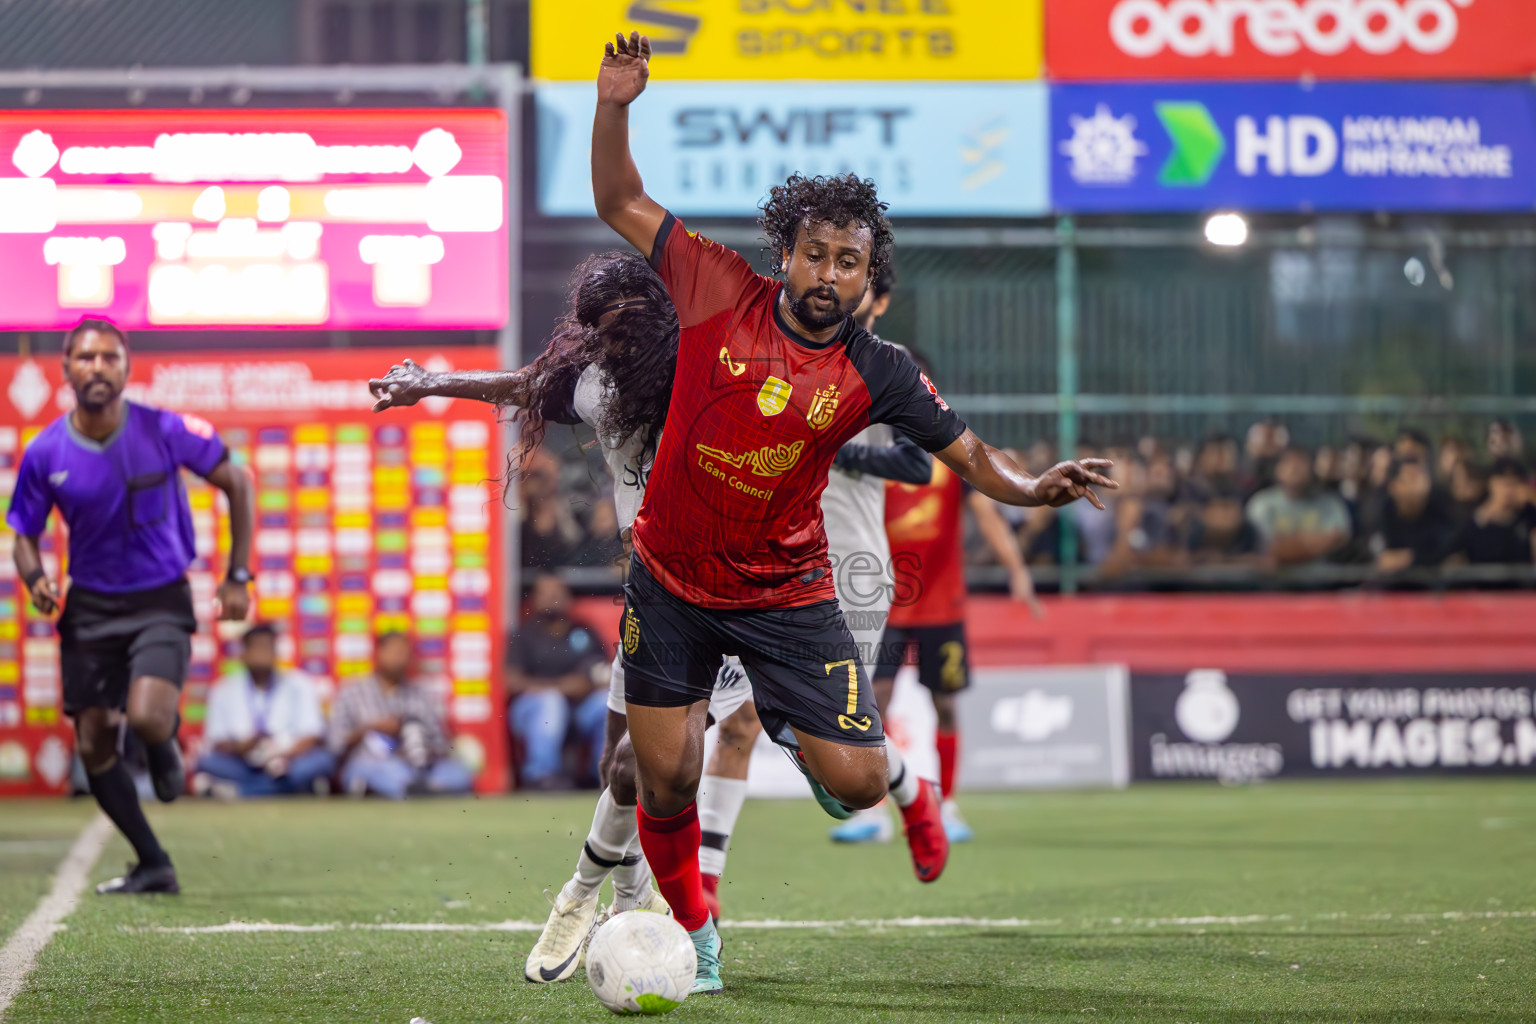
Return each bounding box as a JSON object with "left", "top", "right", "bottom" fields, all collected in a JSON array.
[
  {"left": 695, "top": 440, "right": 805, "bottom": 478},
  {"left": 622, "top": 607, "right": 640, "bottom": 656},
  {"left": 807, "top": 383, "right": 840, "bottom": 430},
  {"left": 756, "top": 376, "right": 792, "bottom": 417}
]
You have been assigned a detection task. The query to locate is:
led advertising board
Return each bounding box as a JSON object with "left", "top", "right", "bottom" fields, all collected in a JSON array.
[{"left": 0, "top": 110, "right": 508, "bottom": 330}]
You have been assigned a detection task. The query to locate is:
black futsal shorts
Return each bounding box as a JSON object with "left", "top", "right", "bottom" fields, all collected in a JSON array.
[
  {"left": 873, "top": 621, "right": 971, "bottom": 695},
  {"left": 57, "top": 579, "right": 196, "bottom": 716},
  {"left": 620, "top": 555, "right": 884, "bottom": 747}
]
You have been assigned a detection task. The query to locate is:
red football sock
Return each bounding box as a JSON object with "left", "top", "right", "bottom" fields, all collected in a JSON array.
[
  {"left": 636, "top": 803, "right": 710, "bottom": 932},
  {"left": 936, "top": 730, "right": 959, "bottom": 800}
]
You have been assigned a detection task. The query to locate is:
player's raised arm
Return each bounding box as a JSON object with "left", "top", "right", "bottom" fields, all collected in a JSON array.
[
  {"left": 593, "top": 32, "right": 666, "bottom": 257},
  {"left": 937, "top": 430, "right": 1116, "bottom": 510},
  {"left": 369, "top": 359, "right": 533, "bottom": 412}
]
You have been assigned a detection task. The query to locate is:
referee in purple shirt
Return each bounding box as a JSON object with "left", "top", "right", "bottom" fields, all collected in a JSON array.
[{"left": 7, "top": 320, "right": 254, "bottom": 895}]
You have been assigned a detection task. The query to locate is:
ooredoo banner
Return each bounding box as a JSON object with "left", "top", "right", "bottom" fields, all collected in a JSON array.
[
  {"left": 1051, "top": 82, "right": 1536, "bottom": 212},
  {"left": 1046, "top": 0, "right": 1536, "bottom": 81},
  {"left": 1131, "top": 670, "right": 1536, "bottom": 782}
]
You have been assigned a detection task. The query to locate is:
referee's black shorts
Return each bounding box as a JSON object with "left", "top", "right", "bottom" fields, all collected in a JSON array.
[
  {"left": 620, "top": 555, "right": 884, "bottom": 747},
  {"left": 57, "top": 579, "right": 196, "bottom": 716}
]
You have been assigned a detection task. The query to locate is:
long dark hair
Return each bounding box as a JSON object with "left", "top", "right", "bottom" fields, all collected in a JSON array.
[{"left": 513, "top": 251, "right": 679, "bottom": 469}]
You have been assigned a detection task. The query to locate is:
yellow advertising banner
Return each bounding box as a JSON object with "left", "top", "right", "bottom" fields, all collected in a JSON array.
[{"left": 532, "top": 0, "right": 1042, "bottom": 81}]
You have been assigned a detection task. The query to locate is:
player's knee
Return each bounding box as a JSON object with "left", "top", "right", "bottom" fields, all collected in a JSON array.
[
  {"left": 126, "top": 703, "right": 175, "bottom": 744},
  {"left": 636, "top": 762, "right": 701, "bottom": 818},
  {"left": 833, "top": 771, "right": 888, "bottom": 811},
  {"left": 933, "top": 696, "right": 958, "bottom": 731},
  {"left": 607, "top": 736, "right": 639, "bottom": 806},
  {"left": 75, "top": 720, "right": 116, "bottom": 774}
]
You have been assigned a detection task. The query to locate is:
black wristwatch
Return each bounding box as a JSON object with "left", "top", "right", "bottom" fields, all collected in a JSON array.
[{"left": 226, "top": 566, "right": 253, "bottom": 585}]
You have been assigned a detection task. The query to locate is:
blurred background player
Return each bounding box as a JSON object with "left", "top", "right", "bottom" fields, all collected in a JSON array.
[
  {"left": 832, "top": 339, "right": 1045, "bottom": 847},
  {"left": 7, "top": 319, "right": 253, "bottom": 894}
]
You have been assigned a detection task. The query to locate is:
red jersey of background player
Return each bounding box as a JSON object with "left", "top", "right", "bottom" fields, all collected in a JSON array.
[
  {"left": 631, "top": 212, "right": 966, "bottom": 610},
  {"left": 885, "top": 460, "right": 967, "bottom": 628}
]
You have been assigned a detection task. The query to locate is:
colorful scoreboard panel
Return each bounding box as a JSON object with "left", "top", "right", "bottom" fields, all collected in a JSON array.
[{"left": 0, "top": 347, "right": 508, "bottom": 795}]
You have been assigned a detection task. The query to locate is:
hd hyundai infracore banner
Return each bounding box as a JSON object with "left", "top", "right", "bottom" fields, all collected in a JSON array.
[{"left": 1051, "top": 82, "right": 1536, "bottom": 212}]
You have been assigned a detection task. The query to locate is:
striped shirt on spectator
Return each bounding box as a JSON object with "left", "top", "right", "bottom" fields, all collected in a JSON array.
[{"left": 327, "top": 676, "right": 450, "bottom": 760}]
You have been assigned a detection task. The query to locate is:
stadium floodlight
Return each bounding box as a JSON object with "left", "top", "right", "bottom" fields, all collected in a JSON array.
[{"left": 1204, "top": 212, "right": 1248, "bottom": 248}]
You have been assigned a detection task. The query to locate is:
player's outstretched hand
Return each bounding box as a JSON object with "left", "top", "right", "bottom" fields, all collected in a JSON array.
[
  {"left": 369, "top": 358, "right": 434, "bottom": 413},
  {"left": 216, "top": 579, "right": 251, "bottom": 622},
  {"left": 1033, "top": 458, "right": 1117, "bottom": 510},
  {"left": 599, "top": 31, "right": 651, "bottom": 105},
  {"left": 27, "top": 576, "right": 58, "bottom": 616}
]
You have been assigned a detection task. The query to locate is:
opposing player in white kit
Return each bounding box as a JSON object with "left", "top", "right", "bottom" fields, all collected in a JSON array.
[{"left": 368, "top": 252, "right": 939, "bottom": 982}]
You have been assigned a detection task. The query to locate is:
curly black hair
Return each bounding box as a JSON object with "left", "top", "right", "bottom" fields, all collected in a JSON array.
[
  {"left": 758, "top": 173, "right": 894, "bottom": 279},
  {"left": 512, "top": 251, "right": 679, "bottom": 469}
]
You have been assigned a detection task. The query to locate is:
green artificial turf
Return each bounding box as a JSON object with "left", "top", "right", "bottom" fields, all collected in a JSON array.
[
  {"left": 0, "top": 800, "right": 94, "bottom": 941},
  {"left": 2, "top": 780, "right": 1533, "bottom": 1023}
]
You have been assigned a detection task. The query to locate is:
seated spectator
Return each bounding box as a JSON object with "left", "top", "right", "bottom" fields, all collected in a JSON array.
[
  {"left": 1244, "top": 419, "right": 1289, "bottom": 493},
  {"left": 506, "top": 574, "right": 609, "bottom": 788},
  {"left": 1450, "top": 460, "right": 1488, "bottom": 522},
  {"left": 1181, "top": 482, "right": 1266, "bottom": 566},
  {"left": 328, "top": 632, "right": 473, "bottom": 799},
  {"left": 1487, "top": 419, "right": 1525, "bottom": 462},
  {"left": 1437, "top": 436, "right": 1470, "bottom": 486},
  {"left": 1394, "top": 426, "right": 1432, "bottom": 464},
  {"left": 519, "top": 450, "right": 586, "bottom": 571},
  {"left": 195, "top": 624, "right": 334, "bottom": 798},
  {"left": 1245, "top": 446, "right": 1351, "bottom": 565},
  {"left": 1371, "top": 457, "right": 1458, "bottom": 573},
  {"left": 1453, "top": 459, "right": 1536, "bottom": 565}
]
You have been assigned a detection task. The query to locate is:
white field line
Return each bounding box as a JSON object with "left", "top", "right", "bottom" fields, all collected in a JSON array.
[
  {"left": 0, "top": 815, "right": 113, "bottom": 1020},
  {"left": 124, "top": 908, "right": 1536, "bottom": 936}
]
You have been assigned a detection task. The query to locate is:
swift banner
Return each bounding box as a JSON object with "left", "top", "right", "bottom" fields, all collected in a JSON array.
[
  {"left": 1046, "top": 0, "right": 1536, "bottom": 81},
  {"left": 1051, "top": 82, "right": 1536, "bottom": 213},
  {"left": 0, "top": 110, "right": 508, "bottom": 330},
  {"left": 0, "top": 348, "right": 509, "bottom": 797},
  {"left": 532, "top": 0, "right": 1042, "bottom": 81},
  {"left": 1131, "top": 670, "right": 1536, "bottom": 782},
  {"left": 539, "top": 82, "right": 1049, "bottom": 217}
]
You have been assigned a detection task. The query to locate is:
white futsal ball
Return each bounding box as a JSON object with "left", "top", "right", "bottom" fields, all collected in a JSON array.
[{"left": 585, "top": 911, "right": 696, "bottom": 1015}]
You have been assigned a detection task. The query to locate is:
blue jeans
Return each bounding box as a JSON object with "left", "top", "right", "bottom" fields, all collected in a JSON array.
[
  {"left": 197, "top": 748, "right": 336, "bottom": 797},
  {"left": 509, "top": 689, "right": 608, "bottom": 784},
  {"left": 341, "top": 752, "right": 474, "bottom": 800}
]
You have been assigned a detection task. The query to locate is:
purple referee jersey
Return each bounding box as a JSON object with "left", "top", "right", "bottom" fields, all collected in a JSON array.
[{"left": 6, "top": 402, "right": 227, "bottom": 594}]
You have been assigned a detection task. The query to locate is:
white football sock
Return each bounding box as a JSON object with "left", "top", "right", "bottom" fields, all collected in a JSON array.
[
  {"left": 696, "top": 775, "right": 748, "bottom": 878},
  {"left": 563, "top": 787, "right": 638, "bottom": 901},
  {"left": 886, "top": 743, "right": 921, "bottom": 809},
  {"left": 610, "top": 836, "right": 654, "bottom": 912}
]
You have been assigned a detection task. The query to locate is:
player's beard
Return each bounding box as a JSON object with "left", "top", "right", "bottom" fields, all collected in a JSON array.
[
  {"left": 785, "top": 283, "right": 856, "bottom": 331},
  {"left": 73, "top": 377, "right": 121, "bottom": 413}
]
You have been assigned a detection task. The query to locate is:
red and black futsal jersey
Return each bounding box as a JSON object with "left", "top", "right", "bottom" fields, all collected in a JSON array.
[
  {"left": 633, "top": 211, "right": 966, "bottom": 610},
  {"left": 886, "top": 458, "right": 968, "bottom": 629}
]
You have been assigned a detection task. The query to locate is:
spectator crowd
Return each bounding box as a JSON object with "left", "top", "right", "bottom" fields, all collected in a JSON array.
[
  {"left": 996, "top": 418, "right": 1534, "bottom": 581},
  {"left": 521, "top": 417, "right": 1535, "bottom": 584}
]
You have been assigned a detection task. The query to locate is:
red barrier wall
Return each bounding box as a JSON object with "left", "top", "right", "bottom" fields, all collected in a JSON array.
[{"left": 573, "top": 593, "right": 1536, "bottom": 674}]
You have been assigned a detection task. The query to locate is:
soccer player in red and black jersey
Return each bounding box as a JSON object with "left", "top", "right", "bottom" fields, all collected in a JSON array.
[{"left": 594, "top": 31, "right": 1115, "bottom": 993}]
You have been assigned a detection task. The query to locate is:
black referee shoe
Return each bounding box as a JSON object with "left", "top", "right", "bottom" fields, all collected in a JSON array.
[
  {"left": 95, "top": 862, "right": 180, "bottom": 895},
  {"left": 146, "top": 739, "right": 185, "bottom": 803}
]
